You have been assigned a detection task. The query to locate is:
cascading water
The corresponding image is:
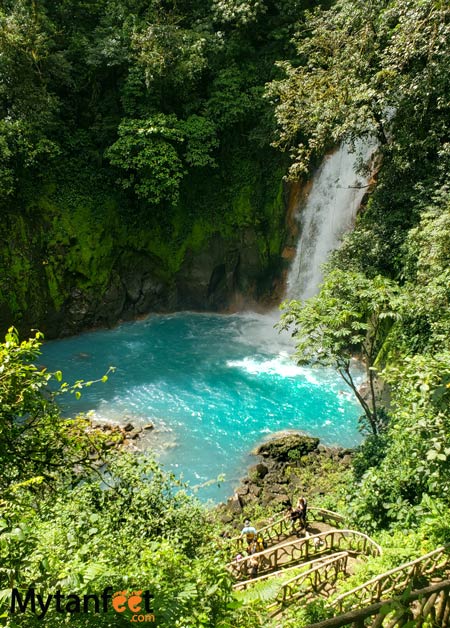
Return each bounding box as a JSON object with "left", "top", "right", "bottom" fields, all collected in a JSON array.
[{"left": 286, "top": 140, "right": 376, "bottom": 300}]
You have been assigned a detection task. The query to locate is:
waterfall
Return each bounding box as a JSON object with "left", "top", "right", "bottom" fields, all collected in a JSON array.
[{"left": 286, "top": 140, "right": 376, "bottom": 301}]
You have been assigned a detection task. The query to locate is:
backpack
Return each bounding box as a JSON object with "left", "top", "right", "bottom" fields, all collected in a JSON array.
[{"left": 246, "top": 531, "right": 256, "bottom": 544}]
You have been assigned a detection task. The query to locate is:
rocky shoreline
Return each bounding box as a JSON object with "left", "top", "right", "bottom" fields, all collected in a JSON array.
[
  {"left": 86, "top": 420, "right": 354, "bottom": 525},
  {"left": 85, "top": 419, "right": 155, "bottom": 448},
  {"left": 216, "top": 432, "right": 354, "bottom": 526}
]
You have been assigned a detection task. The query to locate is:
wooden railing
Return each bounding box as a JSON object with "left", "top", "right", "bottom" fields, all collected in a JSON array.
[
  {"left": 227, "top": 529, "right": 381, "bottom": 581},
  {"left": 305, "top": 579, "right": 450, "bottom": 628},
  {"left": 233, "top": 552, "right": 349, "bottom": 591},
  {"left": 331, "top": 545, "right": 450, "bottom": 613},
  {"left": 308, "top": 507, "right": 346, "bottom": 527},
  {"left": 232, "top": 507, "right": 345, "bottom": 552},
  {"left": 268, "top": 552, "right": 349, "bottom": 611}
]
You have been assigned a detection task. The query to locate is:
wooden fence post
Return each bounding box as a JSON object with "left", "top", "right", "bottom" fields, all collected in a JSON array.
[
  {"left": 442, "top": 594, "right": 450, "bottom": 627},
  {"left": 436, "top": 589, "right": 449, "bottom": 624}
]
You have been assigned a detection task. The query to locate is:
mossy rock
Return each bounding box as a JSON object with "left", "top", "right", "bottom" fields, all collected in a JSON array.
[{"left": 255, "top": 434, "right": 320, "bottom": 462}]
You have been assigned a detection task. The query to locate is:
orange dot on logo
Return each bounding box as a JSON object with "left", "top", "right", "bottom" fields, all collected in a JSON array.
[
  {"left": 127, "top": 590, "right": 143, "bottom": 613},
  {"left": 112, "top": 591, "right": 128, "bottom": 613}
]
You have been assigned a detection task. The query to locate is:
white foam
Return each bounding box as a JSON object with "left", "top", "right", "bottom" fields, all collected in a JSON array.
[
  {"left": 231, "top": 311, "right": 295, "bottom": 353},
  {"left": 226, "top": 356, "right": 322, "bottom": 384}
]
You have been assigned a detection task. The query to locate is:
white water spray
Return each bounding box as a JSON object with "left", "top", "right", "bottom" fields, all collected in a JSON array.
[{"left": 286, "top": 140, "right": 376, "bottom": 300}]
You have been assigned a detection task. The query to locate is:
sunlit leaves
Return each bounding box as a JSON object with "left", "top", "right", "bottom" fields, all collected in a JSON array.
[
  {"left": 350, "top": 352, "right": 450, "bottom": 531},
  {"left": 132, "top": 23, "right": 209, "bottom": 87},
  {"left": 402, "top": 191, "right": 450, "bottom": 352},
  {"left": 211, "top": 0, "right": 267, "bottom": 26},
  {"left": 267, "top": 0, "right": 450, "bottom": 177},
  {"left": 0, "top": 328, "right": 115, "bottom": 490},
  {"left": 105, "top": 114, "right": 218, "bottom": 204}
]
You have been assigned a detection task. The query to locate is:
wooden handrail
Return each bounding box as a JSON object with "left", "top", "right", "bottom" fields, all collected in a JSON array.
[
  {"left": 268, "top": 552, "right": 349, "bottom": 611},
  {"left": 231, "top": 507, "right": 345, "bottom": 548},
  {"left": 233, "top": 551, "right": 349, "bottom": 591},
  {"left": 227, "top": 529, "right": 381, "bottom": 580},
  {"left": 305, "top": 579, "right": 450, "bottom": 628},
  {"left": 331, "top": 544, "right": 450, "bottom": 613},
  {"left": 308, "top": 507, "right": 346, "bottom": 523}
]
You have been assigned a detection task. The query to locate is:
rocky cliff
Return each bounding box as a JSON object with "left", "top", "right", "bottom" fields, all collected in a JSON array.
[{"left": 0, "top": 151, "right": 292, "bottom": 338}]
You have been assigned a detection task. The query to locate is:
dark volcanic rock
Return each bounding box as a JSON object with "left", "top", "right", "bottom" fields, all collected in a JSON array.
[
  {"left": 261, "top": 490, "right": 290, "bottom": 508},
  {"left": 217, "top": 431, "right": 354, "bottom": 529},
  {"left": 249, "top": 462, "right": 269, "bottom": 481},
  {"left": 228, "top": 492, "right": 243, "bottom": 515},
  {"left": 255, "top": 434, "right": 320, "bottom": 462},
  {"left": 176, "top": 234, "right": 240, "bottom": 310}
]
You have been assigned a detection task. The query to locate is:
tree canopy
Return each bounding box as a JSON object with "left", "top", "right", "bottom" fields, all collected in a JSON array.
[
  {"left": 1, "top": 0, "right": 450, "bottom": 625},
  {"left": 267, "top": 0, "right": 450, "bottom": 179},
  {"left": 272, "top": 0, "right": 450, "bottom": 548}
]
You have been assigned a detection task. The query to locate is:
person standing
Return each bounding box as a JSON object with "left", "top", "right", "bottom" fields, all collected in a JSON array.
[
  {"left": 240, "top": 519, "right": 257, "bottom": 551},
  {"left": 249, "top": 554, "right": 259, "bottom": 578},
  {"left": 296, "top": 497, "right": 308, "bottom": 530}
]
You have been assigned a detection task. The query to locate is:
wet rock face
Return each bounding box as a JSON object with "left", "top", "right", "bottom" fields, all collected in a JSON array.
[
  {"left": 176, "top": 234, "right": 240, "bottom": 310},
  {"left": 175, "top": 229, "right": 275, "bottom": 311},
  {"left": 36, "top": 226, "right": 284, "bottom": 338},
  {"left": 249, "top": 463, "right": 269, "bottom": 480}
]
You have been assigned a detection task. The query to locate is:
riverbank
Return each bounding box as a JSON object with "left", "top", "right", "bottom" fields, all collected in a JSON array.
[{"left": 216, "top": 432, "right": 354, "bottom": 530}]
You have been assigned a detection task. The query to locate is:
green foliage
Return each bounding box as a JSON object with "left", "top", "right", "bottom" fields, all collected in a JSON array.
[
  {"left": 401, "top": 191, "right": 450, "bottom": 352},
  {"left": 273, "top": 1, "right": 450, "bottom": 544},
  {"left": 0, "top": 327, "right": 118, "bottom": 491},
  {"left": 276, "top": 597, "right": 332, "bottom": 627},
  {"left": 268, "top": 0, "right": 450, "bottom": 178},
  {"left": 0, "top": 453, "right": 240, "bottom": 627},
  {"left": 279, "top": 270, "right": 401, "bottom": 435},
  {"left": 352, "top": 434, "right": 388, "bottom": 481},
  {"left": 382, "top": 353, "right": 450, "bottom": 497},
  {"left": 0, "top": 0, "right": 297, "bottom": 326},
  {"left": 0, "top": 1, "right": 63, "bottom": 199},
  {"left": 0, "top": 328, "right": 264, "bottom": 627},
  {"left": 416, "top": 496, "right": 450, "bottom": 546},
  {"left": 180, "top": 115, "right": 218, "bottom": 168},
  {"left": 329, "top": 531, "right": 425, "bottom": 611},
  {"left": 348, "top": 352, "right": 450, "bottom": 532},
  {"left": 131, "top": 22, "right": 210, "bottom": 89},
  {"left": 1, "top": 2, "right": 450, "bottom": 622},
  {"left": 105, "top": 115, "right": 186, "bottom": 205},
  {"left": 205, "top": 67, "right": 254, "bottom": 130},
  {"left": 234, "top": 578, "right": 280, "bottom": 605},
  {"left": 211, "top": 0, "right": 267, "bottom": 26},
  {"left": 105, "top": 113, "right": 219, "bottom": 204}
]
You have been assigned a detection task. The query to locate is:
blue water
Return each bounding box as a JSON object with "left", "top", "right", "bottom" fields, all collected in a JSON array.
[{"left": 40, "top": 312, "right": 362, "bottom": 502}]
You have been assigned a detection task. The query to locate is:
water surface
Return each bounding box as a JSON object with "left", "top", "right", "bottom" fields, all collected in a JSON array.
[{"left": 41, "top": 312, "right": 362, "bottom": 501}]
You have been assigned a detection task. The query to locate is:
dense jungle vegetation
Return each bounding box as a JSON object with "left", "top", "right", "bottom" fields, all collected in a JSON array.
[
  {"left": 0, "top": 0, "right": 302, "bottom": 334},
  {"left": 1, "top": 0, "right": 450, "bottom": 626}
]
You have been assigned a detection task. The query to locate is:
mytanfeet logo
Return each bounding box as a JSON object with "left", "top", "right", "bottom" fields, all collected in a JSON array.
[{"left": 11, "top": 587, "right": 155, "bottom": 623}]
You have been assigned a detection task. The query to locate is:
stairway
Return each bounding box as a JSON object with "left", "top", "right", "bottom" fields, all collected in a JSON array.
[
  {"left": 226, "top": 508, "right": 381, "bottom": 615},
  {"left": 226, "top": 510, "right": 450, "bottom": 625}
]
